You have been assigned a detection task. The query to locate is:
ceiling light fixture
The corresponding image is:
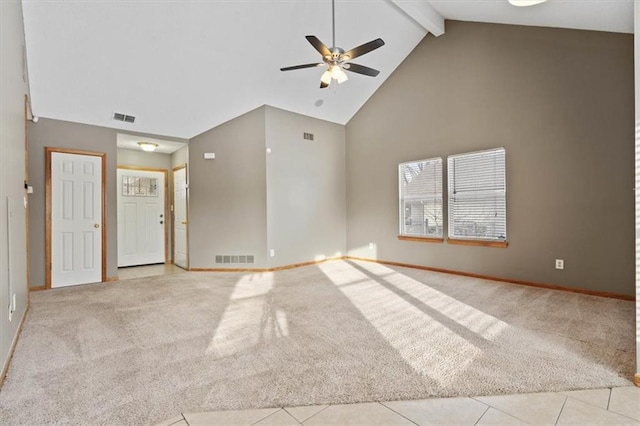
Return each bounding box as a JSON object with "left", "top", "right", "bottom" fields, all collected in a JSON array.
[
  {"left": 508, "top": 0, "right": 547, "bottom": 6},
  {"left": 331, "top": 65, "right": 348, "bottom": 84},
  {"left": 321, "top": 69, "right": 332, "bottom": 86},
  {"left": 138, "top": 142, "right": 158, "bottom": 152}
]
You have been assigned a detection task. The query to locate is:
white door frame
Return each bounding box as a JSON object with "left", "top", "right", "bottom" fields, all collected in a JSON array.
[
  {"left": 172, "top": 163, "right": 188, "bottom": 269},
  {"left": 117, "top": 165, "right": 169, "bottom": 266},
  {"left": 45, "top": 147, "right": 107, "bottom": 289}
]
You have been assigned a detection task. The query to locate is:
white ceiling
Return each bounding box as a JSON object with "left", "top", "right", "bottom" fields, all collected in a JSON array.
[
  {"left": 428, "top": 0, "right": 633, "bottom": 34},
  {"left": 116, "top": 133, "right": 186, "bottom": 154},
  {"left": 22, "top": 0, "right": 633, "bottom": 140}
]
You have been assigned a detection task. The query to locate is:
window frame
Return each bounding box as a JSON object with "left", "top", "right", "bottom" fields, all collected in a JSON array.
[
  {"left": 446, "top": 147, "right": 507, "bottom": 246},
  {"left": 398, "top": 157, "right": 444, "bottom": 242}
]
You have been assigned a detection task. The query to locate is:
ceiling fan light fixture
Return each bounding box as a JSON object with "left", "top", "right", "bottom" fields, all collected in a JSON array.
[
  {"left": 336, "top": 68, "right": 348, "bottom": 84},
  {"left": 331, "top": 65, "right": 341, "bottom": 79},
  {"left": 508, "top": 0, "right": 547, "bottom": 6},
  {"left": 279, "top": 0, "right": 384, "bottom": 88},
  {"left": 138, "top": 142, "right": 159, "bottom": 152},
  {"left": 321, "top": 70, "right": 332, "bottom": 86}
]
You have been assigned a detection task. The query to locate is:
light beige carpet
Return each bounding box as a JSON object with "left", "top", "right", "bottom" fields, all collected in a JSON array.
[{"left": 0, "top": 260, "right": 634, "bottom": 425}]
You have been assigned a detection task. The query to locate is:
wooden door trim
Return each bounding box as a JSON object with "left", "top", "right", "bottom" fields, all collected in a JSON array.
[
  {"left": 172, "top": 163, "right": 188, "bottom": 269},
  {"left": 45, "top": 147, "right": 107, "bottom": 289},
  {"left": 117, "top": 165, "right": 170, "bottom": 264}
]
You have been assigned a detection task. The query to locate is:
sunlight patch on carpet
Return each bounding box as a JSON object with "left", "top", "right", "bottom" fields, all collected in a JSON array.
[
  {"left": 207, "top": 272, "right": 289, "bottom": 357},
  {"left": 317, "top": 260, "right": 511, "bottom": 387}
]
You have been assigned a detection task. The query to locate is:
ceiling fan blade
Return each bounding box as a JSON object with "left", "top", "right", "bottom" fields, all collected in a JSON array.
[
  {"left": 343, "top": 63, "right": 380, "bottom": 77},
  {"left": 280, "top": 63, "right": 324, "bottom": 72},
  {"left": 344, "top": 38, "right": 385, "bottom": 60},
  {"left": 306, "top": 35, "right": 331, "bottom": 57}
]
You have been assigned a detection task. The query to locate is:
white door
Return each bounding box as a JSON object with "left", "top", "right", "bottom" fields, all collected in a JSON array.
[
  {"left": 117, "top": 168, "right": 166, "bottom": 267},
  {"left": 173, "top": 166, "right": 188, "bottom": 269},
  {"left": 51, "top": 152, "right": 102, "bottom": 288}
]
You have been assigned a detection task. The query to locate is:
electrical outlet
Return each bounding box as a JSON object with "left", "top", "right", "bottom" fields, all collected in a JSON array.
[
  {"left": 369, "top": 242, "right": 375, "bottom": 249},
  {"left": 555, "top": 259, "right": 564, "bottom": 270},
  {"left": 269, "top": 249, "right": 275, "bottom": 257}
]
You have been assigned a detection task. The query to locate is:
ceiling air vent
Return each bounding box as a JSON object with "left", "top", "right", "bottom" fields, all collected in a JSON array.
[
  {"left": 113, "top": 112, "right": 136, "bottom": 123},
  {"left": 303, "top": 132, "right": 314, "bottom": 141}
]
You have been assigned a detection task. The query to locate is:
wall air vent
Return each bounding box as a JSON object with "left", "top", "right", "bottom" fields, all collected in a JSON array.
[
  {"left": 303, "top": 132, "right": 314, "bottom": 141},
  {"left": 113, "top": 112, "right": 136, "bottom": 123},
  {"left": 215, "top": 255, "right": 255, "bottom": 264}
]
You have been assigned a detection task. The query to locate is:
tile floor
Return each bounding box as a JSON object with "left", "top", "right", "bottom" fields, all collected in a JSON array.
[
  {"left": 155, "top": 386, "right": 640, "bottom": 425},
  {"left": 118, "top": 263, "right": 187, "bottom": 280}
]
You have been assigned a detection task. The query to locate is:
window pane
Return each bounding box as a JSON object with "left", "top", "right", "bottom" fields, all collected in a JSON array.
[
  {"left": 122, "top": 175, "right": 159, "bottom": 197},
  {"left": 399, "top": 158, "right": 443, "bottom": 237},
  {"left": 448, "top": 148, "right": 506, "bottom": 241}
]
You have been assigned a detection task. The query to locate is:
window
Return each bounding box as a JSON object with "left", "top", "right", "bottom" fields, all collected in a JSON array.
[
  {"left": 399, "top": 158, "right": 443, "bottom": 238},
  {"left": 122, "top": 175, "right": 158, "bottom": 197},
  {"left": 448, "top": 148, "right": 506, "bottom": 242}
]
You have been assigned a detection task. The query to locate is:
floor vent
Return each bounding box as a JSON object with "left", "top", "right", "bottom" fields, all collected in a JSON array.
[
  {"left": 303, "top": 132, "right": 314, "bottom": 141},
  {"left": 215, "top": 255, "right": 255, "bottom": 264}
]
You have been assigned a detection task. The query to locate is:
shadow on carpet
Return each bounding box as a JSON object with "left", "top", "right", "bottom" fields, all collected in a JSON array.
[{"left": 0, "top": 260, "right": 634, "bottom": 425}]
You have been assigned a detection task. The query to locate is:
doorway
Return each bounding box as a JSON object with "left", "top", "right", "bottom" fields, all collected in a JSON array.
[
  {"left": 46, "top": 148, "right": 106, "bottom": 288},
  {"left": 117, "top": 167, "right": 168, "bottom": 267},
  {"left": 172, "top": 164, "right": 188, "bottom": 269}
]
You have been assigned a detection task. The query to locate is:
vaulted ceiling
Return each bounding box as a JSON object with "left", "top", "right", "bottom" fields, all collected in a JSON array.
[{"left": 22, "top": 0, "right": 633, "bottom": 139}]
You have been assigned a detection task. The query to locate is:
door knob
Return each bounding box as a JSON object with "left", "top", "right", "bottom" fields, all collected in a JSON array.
[
  {"left": 94, "top": 223, "right": 100, "bottom": 228},
  {"left": 181, "top": 221, "right": 187, "bottom": 225}
]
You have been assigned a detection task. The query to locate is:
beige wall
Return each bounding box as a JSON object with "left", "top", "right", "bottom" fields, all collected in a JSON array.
[
  {"left": 346, "top": 21, "right": 634, "bottom": 296},
  {"left": 117, "top": 148, "right": 172, "bottom": 170},
  {"left": 0, "top": 0, "right": 30, "bottom": 373},
  {"left": 171, "top": 145, "right": 189, "bottom": 169},
  {"left": 188, "top": 107, "right": 268, "bottom": 268},
  {"left": 28, "top": 119, "right": 119, "bottom": 285},
  {"left": 187, "top": 106, "right": 346, "bottom": 270},
  {"left": 265, "top": 106, "right": 346, "bottom": 267},
  {"left": 28, "top": 119, "right": 188, "bottom": 286}
]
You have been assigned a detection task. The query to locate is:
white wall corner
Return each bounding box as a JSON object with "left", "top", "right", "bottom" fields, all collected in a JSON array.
[{"left": 390, "top": 0, "right": 445, "bottom": 37}]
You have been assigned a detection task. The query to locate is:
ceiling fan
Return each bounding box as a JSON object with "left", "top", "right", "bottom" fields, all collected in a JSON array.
[{"left": 280, "top": 0, "right": 384, "bottom": 89}]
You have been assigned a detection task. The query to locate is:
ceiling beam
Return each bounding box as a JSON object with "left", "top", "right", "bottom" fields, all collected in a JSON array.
[{"left": 390, "top": 0, "right": 445, "bottom": 36}]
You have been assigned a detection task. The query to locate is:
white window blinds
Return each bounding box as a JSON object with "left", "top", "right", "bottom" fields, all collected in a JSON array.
[
  {"left": 399, "top": 158, "right": 443, "bottom": 238},
  {"left": 448, "top": 148, "right": 506, "bottom": 241}
]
